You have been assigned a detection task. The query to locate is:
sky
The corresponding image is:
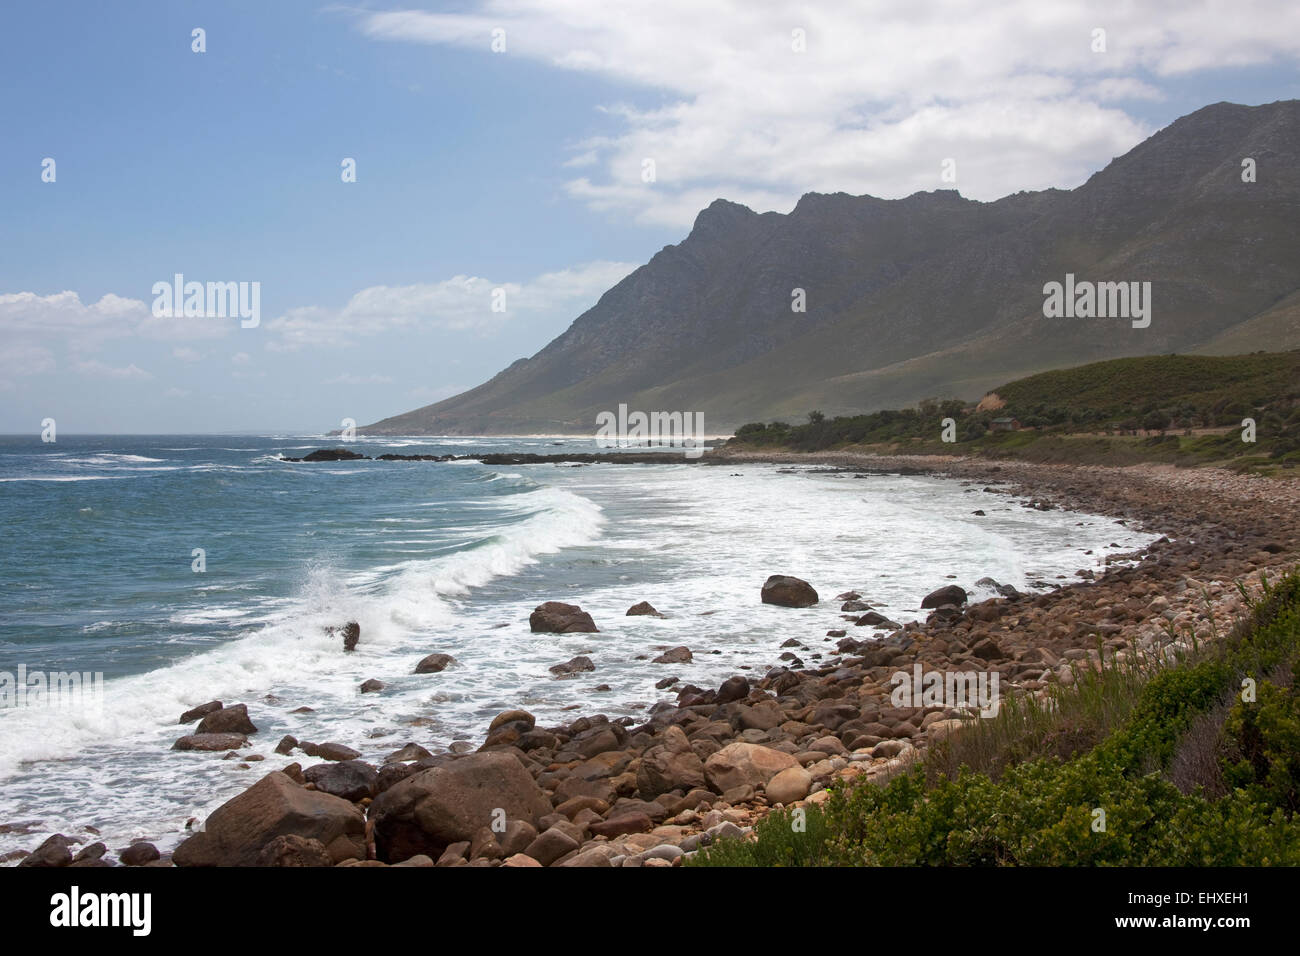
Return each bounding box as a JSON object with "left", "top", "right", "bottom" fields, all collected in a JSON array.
[{"left": 2, "top": 0, "right": 1298, "bottom": 434}]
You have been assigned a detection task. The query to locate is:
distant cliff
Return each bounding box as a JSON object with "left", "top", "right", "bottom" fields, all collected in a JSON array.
[{"left": 363, "top": 100, "right": 1300, "bottom": 435}]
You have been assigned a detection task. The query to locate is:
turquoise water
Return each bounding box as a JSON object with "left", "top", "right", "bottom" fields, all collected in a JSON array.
[{"left": 0, "top": 434, "right": 1152, "bottom": 858}]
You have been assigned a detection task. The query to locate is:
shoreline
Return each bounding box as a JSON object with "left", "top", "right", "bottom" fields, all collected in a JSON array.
[{"left": 9, "top": 452, "right": 1299, "bottom": 868}]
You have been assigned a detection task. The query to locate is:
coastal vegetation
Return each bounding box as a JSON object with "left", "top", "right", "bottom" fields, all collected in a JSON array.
[
  {"left": 689, "top": 570, "right": 1300, "bottom": 866},
  {"left": 725, "top": 351, "right": 1300, "bottom": 472}
]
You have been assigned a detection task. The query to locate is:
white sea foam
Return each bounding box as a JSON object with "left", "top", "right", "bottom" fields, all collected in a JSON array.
[{"left": 0, "top": 464, "right": 1149, "bottom": 861}]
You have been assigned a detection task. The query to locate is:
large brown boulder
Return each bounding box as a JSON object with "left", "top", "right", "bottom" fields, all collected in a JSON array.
[
  {"left": 18, "top": 834, "right": 74, "bottom": 867},
  {"left": 761, "top": 575, "right": 819, "bottom": 608},
  {"left": 303, "top": 760, "right": 378, "bottom": 801},
  {"left": 636, "top": 726, "right": 706, "bottom": 799},
  {"left": 171, "top": 771, "right": 366, "bottom": 867},
  {"left": 256, "top": 834, "right": 334, "bottom": 867},
  {"left": 368, "top": 752, "right": 551, "bottom": 864},
  {"left": 921, "top": 584, "right": 968, "bottom": 608},
  {"left": 529, "top": 601, "right": 598, "bottom": 633},
  {"left": 414, "top": 653, "right": 455, "bottom": 674},
  {"left": 300, "top": 741, "right": 361, "bottom": 762},
  {"left": 179, "top": 701, "right": 222, "bottom": 724},
  {"left": 703, "top": 742, "right": 799, "bottom": 794},
  {"left": 172, "top": 733, "right": 248, "bottom": 751},
  {"left": 196, "top": 703, "right": 257, "bottom": 735}
]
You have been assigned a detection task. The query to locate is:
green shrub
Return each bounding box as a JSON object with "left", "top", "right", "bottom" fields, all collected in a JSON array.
[{"left": 691, "top": 572, "right": 1300, "bottom": 866}]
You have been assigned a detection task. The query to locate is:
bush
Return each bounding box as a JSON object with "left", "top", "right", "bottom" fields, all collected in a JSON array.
[{"left": 690, "top": 572, "right": 1300, "bottom": 866}]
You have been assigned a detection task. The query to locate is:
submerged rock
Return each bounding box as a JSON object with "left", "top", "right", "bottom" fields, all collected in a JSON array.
[
  {"left": 550, "top": 655, "right": 595, "bottom": 676},
  {"left": 326, "top": 621, "right": 361, "bottom": 651},
  {"left": 414, "top": 653, "right": 455, "bottom": 674}
]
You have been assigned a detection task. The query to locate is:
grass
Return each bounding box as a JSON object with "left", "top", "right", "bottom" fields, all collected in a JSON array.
[
  {"left": 725, "top": 350, "right": 1300, "bottom": 471},
  {"left": 687, "top": 570, "right": 1300, "bottom": 866}
]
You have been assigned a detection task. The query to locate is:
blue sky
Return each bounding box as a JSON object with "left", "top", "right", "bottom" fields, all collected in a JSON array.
[{"left": 2, "top": 1, "right": 1298, "bottom": 433}]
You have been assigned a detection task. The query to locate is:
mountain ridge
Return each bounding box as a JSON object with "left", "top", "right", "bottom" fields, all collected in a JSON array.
[{"left": 362, "top": 99, "right": 1300, "bottom": 435}]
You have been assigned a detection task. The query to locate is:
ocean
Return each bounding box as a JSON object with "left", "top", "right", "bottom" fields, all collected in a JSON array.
[{"left": 0, "top": 434, "right": 1153, "bottom": 859}]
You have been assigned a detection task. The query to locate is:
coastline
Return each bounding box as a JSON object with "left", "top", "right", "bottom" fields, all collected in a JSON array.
[{"left": 10, "top": 450, "right": 1299, "bottom": 868}]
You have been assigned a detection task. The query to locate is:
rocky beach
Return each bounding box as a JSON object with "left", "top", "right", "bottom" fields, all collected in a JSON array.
[{"left": 10, "top": 451, "right": 1300, "bottom": 869}]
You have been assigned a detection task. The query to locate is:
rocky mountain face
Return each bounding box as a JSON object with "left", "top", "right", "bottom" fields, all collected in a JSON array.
[{"left": 364, "top": 100, "right": 1300, "bottom": 435}]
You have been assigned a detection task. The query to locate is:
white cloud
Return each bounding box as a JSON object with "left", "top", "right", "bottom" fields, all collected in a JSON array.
[
  {"left": 172, "top": 346, "right": 201, "bottom": 362},
  {"left": 74, "top": 360, "right": 153, "bottom": 380},
  {"left": 0, "top": 291, "right": 147, "bottom": 351},
  {"left": 231, "top": 351, "right": 251, "bottom": 365},
  {"left": 0, "top": 344, "right": 56, "bottom": 390},
  {"left": 264, "top": 259, "right": 636, "bottom": 350},
  {"left": 355, "top": 0, "right": 1300, "bottom": 226}
]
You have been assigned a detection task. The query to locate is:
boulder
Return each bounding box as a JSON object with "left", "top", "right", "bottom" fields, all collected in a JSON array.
[
  {"left": 171, "top": 771, "right": 366, "bottom": 866},
  {"left": 196, "top": 703, "right": 257, "bottom": 736},
  {"left": 173, "top": 733, "right": 248, "bottom": 752},
  {"left": 530, "top": 601, "right": 598, "bottom": 634},
  {"left": 300, "top": 742, "right": 361, "bottom": 762},
  {"left": 855, "top": 610, "right": 901, "bottom": 628},
  {"left": 734, "top": 699, "right": 782, "bottom": 731},
  {"left": 523, "top": 827, "right": 580, "bottom": 866},
  {"left": 703, "top": 742, "right": 799, "bottom": 794},
  {"left": 326, "top": 621, "right": 361, "bottom": 652},
  {"left": 921, "top": 584, "right": 968, "bottom": 609},
  {"left": 715, "top": 675, "right": 750, "bottom": 703},
  {"left": 652, "top": 646, "right": 693, "bottom": 664},
  {"left": 589, "top": 813, "right": 654, "bottom": 837},
  {"left": 488, "top": 710, "right": 536, "bottom": 733},
  {"left": 301, "top": 449, "right": 368, "bottom": 462},
  {"left": 118, "top": 842, "right": 160, "bottom": 866},
  {"left": 369, "top": 752, "right": 551, "bottom": 863},
  {"left": 383, "top": 743, "right": 432, "bottom": 764},
  {"left": 303, "top": 760, "right": 378, "bottom": 801},
  {"left": 761, "top": 575, "right": 819, "bottom": 608},
  {"left": 636, "top": 726, "right": 707, "bottom": 799},
  {"left": 256, "top": 834, "right": 334, "bottom": 867},
  {"left": 71, "top": 842, "right": 106, "bottom": 863},
  {"left": 626, "top": 601, "right": 665, "bottom": 617},
  {"left": 549, "top": 655, "right": 595, "bottom": 676},
  {"left": 360, "top": 679, "right": 385, "bottom": 693},
  {"left": 18, "top": 834, "right": 74, "bottom": 867},
  {"left": 179, "top": 701, "right": 222, "bottom": 724},
  {"left": 764, "top": 766, "right": 812, "bottom": 804},
  {"left": 414, "top": 653, "right": 455, "bottom": 674}
]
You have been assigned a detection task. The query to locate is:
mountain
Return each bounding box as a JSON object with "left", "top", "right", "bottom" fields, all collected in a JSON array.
[{"left": 362, "top": 100, "right": 1300, "bottom": 436}]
